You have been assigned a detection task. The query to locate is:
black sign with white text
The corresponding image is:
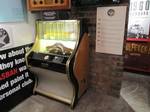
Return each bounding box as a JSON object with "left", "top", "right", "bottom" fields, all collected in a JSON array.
[{"left": 0, "top": 44, "right": 35, "bottom": 112}]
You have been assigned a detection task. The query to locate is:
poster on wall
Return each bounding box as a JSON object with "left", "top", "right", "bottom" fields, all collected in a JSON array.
[
  {"left": 125, "top": 0, "right": 150, "bottom": 73},
  {"left": 0, "top": 44, "right": 34, "bottom": 112},
  {"left": 0, "top": 0, "right": 26, "bottom": 22},
  {"left": 127, "top": 0, "right": 150, "bottom": 41},
  {"left": 0, "top": 26, "right": 13, "bottom": 50},
  {"left": 96, "top": 6, "right": 127, "bottom": 55}
]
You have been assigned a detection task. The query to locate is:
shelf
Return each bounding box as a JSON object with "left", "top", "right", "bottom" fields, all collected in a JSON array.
[
  {"left": 27, "top": 0, "right": 71, "bottom": 11},
  {"left": 30, "top": 67, "right": 73, "bottom": 104},
  {"left": 127, "top": 38, "right": 150, "bottom": 42},
  {"left": 124, "top": 66, "right": 150, "bottom": 74}
]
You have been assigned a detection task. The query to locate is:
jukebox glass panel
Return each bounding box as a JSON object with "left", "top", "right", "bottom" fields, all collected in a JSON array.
[{"left": 35, "top": 20, "right": 79, "bottom": 56}]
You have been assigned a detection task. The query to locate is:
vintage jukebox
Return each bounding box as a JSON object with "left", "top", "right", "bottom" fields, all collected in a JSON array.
[{"left": 25, "top": 20, "right": 89, "bottom": 108}]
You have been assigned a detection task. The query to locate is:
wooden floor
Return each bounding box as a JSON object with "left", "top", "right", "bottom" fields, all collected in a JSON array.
[{"left": 10, "top": 88, "right": 134, "bottom": 112}]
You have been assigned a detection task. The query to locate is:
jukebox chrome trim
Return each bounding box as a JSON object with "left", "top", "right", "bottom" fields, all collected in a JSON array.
[{"left": 66, "top": 20, "right": 81, "bottom": 108}]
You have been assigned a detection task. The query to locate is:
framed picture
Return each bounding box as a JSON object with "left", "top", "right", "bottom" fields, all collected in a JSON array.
[
  {"left": 127, "top": 0, "right": 150, "bottom": 42},
  {"left": 0, "top": 26, "right": 13, "bottom": 49},
  {"left": 125, "top": 0, "right": 150, "bottom": 73},
  {"left": 0, "top": 0, "right": 26, "bottom": 22}
]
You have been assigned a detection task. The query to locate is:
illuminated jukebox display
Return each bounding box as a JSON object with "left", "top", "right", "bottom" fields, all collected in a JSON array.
[{"left": 25, "top": 20, "right": 89, "bottom": 108}]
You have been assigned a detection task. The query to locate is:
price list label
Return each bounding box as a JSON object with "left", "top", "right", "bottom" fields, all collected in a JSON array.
[{"left": 96, "top": 6, "right": 127, "bottom": 55}]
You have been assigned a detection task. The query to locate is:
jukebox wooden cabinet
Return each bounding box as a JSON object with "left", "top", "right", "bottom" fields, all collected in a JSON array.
[
  {"left": 27, "top": 0, "right": 71, "bottom": 11},
  {"left": 25, "top": 20, "right": 89, "bottom": 108}
]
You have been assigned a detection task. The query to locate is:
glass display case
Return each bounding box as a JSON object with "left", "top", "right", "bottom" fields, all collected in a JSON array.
[
  {"left": 35, "top": 20, "right": 78, "bottom": 54},
  {"left": 25, "top": 20, "right": 89, "bottom": 108}
]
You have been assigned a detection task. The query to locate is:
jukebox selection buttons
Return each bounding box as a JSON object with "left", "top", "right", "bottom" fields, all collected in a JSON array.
[
  {"left": 44, "top": 55, "right": 49, "bottom": 60},
  {"left": 52, "top": 56, "right": 64, "bottom": 63}
]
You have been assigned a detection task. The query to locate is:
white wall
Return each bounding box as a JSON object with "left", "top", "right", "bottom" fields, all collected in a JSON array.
[{"left": 0, "top": 12, "right": 38, "bottom": 50}]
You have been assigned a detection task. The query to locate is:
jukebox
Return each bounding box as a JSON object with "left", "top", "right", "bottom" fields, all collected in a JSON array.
[{"left": 25, "top": 20, "right": 89, "bottom": 108}]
